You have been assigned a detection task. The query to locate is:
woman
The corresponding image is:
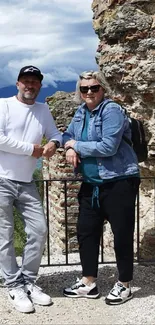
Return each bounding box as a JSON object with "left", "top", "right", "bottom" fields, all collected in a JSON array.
[{"left": 63, "top": 71, "right": 140, "bottom": 305}]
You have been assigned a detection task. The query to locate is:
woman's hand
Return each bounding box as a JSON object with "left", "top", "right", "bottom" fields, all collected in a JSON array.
[
  {"left": 66, "top": 148, "right": 80, "bottom": 168},
  {"left": 64, "top": 139, "right": 76, "bottom": 149}
]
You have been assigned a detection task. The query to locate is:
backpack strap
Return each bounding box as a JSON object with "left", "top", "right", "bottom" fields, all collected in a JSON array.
[
  {"left": 98, "top": 99, "right": 113, "bottom": 117},
  {"left": 99, "top": 99, "right": 132, "bottom": 146},
  {"left": 122, "top": 134, "right": 132, "bottom": 146}
]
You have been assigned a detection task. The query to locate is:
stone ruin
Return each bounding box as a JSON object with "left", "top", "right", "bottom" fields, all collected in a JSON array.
[{"left": 42, "top": 0, "right": 155, "bottom": 262}]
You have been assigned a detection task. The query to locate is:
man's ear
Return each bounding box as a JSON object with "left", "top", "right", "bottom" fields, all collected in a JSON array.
[{"left": 16, "top": 81, "right": 19, "bottom": 90}]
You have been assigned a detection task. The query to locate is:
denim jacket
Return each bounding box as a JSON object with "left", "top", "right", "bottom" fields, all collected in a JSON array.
[{"left": 63, "top": 99, "right": 139, "bottom": 179}]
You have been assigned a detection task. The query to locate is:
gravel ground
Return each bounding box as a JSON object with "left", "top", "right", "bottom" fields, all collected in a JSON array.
[{"left": 0, "top": 263, "right": 155, "bottom": 324}]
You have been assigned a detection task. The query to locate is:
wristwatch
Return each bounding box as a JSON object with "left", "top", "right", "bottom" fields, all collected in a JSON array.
[{"left": 51, "top": 140, "right": 60, "bottom": 148}]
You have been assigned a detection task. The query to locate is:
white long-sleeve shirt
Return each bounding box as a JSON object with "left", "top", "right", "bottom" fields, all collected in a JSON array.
[{"left": 0, "top": 96, "right": 62, "bottom": 182}]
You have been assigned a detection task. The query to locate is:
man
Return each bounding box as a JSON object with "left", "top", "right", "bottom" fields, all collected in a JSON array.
[{"left": 0, "top": 65, "right": 62, "bottom": 313}]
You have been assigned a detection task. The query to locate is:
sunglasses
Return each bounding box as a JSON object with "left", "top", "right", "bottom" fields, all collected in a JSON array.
[{"left": 80, "top": 85, "right": 101, "bottom": 94}]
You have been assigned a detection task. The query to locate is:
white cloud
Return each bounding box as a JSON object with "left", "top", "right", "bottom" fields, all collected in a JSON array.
[{"left": 0, "top": 0, "right": 98, "bottom": 88}]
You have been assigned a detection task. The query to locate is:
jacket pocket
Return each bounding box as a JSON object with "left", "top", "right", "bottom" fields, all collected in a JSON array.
[
  {"left": 94, "top": 119, "right": 102, "bottom": 138},
  {"left": 73, "top": 115, "right": 82, "bottom": 123}
]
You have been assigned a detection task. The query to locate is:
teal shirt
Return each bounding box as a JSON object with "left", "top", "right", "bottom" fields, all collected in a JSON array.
[{"left": 79, "top": 109, "right": 103, "bottom": 184}]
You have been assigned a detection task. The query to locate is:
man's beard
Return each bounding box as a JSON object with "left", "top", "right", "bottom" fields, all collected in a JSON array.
[{"left": 23, "top": 91, "right": 37, "bottom": 100}]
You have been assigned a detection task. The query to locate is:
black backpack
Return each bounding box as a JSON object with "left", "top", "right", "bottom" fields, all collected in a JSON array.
[
  {"left": 123, "top": 117, "right": 148, "bottom": 163},
  {"left": 99, "top": 101, "right": 148, "bottom": 163}
]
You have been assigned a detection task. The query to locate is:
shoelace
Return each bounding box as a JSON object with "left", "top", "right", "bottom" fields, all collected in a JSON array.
[
  {"left": 71, "top": 278, "right": 83, "bottom": 290},
  {"left": 12, "top": 288, "right": 27, "bottom": 299},
  {"left": 27, "top": 284, "right": 42, "bottom": 293},
  {"left": 110, "top": 283, "right": 124, "bottom": 295}
]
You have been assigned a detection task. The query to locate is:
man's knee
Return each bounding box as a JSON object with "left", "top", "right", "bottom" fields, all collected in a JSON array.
[{"left": 37, "top": 222, "right": 47, "bottom": 238}]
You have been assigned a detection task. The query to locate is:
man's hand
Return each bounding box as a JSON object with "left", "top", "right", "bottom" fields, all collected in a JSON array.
[
  {"left": 42, "top": 142, "right": 57, "bottom": 158},
  {"left": 66, "top": 148, "right": 80, "bottom": 168},
  {"left": 31, "top": 144, "right": 44, "bottom": 158}
]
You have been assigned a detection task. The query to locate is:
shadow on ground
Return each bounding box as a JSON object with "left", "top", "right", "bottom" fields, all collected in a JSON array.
[{"left": 36, "top": 263, "right": 155, "bottom": 299}]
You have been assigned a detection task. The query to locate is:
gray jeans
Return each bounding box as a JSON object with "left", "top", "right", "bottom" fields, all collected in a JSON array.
[{"left": 0, "top": 178, "right": 47, "bottom": 288}]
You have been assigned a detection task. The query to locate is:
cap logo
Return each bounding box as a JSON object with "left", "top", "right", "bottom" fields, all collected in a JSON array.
[
  {"left": 17, "top": 65, "right": 43, "bottom": 81},
  {"left": 24, "top": 67, "right": 40, "bottom": 73}
]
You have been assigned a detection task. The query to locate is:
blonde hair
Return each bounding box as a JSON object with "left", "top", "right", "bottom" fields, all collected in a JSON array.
[{"left": 74, "top": 70, "right": 111, "bottom": 104}]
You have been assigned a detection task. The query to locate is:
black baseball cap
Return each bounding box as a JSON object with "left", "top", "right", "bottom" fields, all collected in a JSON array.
[{"left": 17, "top": 65, "right": 43, "bottom": 82}]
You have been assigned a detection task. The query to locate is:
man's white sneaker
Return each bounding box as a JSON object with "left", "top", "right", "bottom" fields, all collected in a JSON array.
[
  {"left": 63, "top": 278, "right": 99, "bottom": 298},
  {"left": 24, "top": 283, "right": 52, "bottom": 306},
  {"left": 8, "top": 287, "right": 34, "bottom": 313},
  {"left": 105, "top": 282, "right": 133, "bottom": 305}
]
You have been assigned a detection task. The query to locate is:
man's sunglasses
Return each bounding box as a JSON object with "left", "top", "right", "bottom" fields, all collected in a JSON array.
[{"left": 80, "top": 85, "right": 101, "bottom": 94}]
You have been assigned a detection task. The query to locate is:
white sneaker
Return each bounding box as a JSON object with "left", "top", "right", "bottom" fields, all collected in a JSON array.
[
  {"left": 63, "top": 278, "right": 99, "bottom": 298},
  {"left": 25, "top": 283, "right": 52, "bottom": 306},
  {"left": 8, "top": 287, "right": 34, "bottom": 313},
  {"left": 105, "top": 282, "right": 133, "bottom": 305}
]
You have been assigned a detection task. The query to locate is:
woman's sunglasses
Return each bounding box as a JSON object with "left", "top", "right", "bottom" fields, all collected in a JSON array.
[{"left": 80, "top": 85, "right": 101, "bottom": 94}]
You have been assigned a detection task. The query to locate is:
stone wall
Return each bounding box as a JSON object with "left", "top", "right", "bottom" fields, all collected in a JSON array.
[
  {"left": 42, "top": 0, "right": 155, "bottom": 261},
  {"left": 43, "top": 91, "right": 82, "bottom": 256},
  {"left": 92, "top": 0, "right": 155, "bottom": 155},
  {"left": 91, "top": 0, "right": 155, "bottom": 260}
]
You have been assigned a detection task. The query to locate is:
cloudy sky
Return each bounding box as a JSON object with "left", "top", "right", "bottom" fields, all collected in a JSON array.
[{"left": 0, "top": 0, "right": 98, "bottom": 90}]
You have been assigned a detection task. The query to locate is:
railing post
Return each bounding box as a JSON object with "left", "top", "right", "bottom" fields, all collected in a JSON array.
[
  {"left": 45, "top": 180, "right": 50, "bottom": 266},
  {"left": 64, "top": 180, "right": 69, "bottom": 265},
  {"left": 136, "top": 188, "right": 140, "bottom": 263}
]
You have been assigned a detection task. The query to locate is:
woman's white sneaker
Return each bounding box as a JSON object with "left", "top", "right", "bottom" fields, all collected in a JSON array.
[
  {"left": 63, "top": 278, "right": 99, "bottom": 298},
  {"left": 105, "top": 282, "right": 133, "bottom": 305},
  {"left": 8, "top": 287, "right": 34, "bottom": 313},
  {"left": 24, "top": 283, "right": 52, "bottom": 306}
]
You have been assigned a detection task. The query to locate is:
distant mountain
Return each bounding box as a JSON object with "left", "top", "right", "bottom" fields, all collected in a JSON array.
[{"left": 0, "top": 81, "right": 76, "bottom": 103}]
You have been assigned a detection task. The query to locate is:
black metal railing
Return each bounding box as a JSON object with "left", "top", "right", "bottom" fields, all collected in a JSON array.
[{"left": 35, "top": 177, "right": 155, "bottom": 267}]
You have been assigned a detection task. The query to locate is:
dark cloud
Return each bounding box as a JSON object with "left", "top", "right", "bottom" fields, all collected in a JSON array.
[{"left": 0, "top": 0, "right": 98, "bottom": 88}]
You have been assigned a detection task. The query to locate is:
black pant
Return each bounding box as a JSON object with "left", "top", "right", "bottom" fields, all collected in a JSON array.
[{"left": 77, "top": 177, "right": 140, "bottom": 282}]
